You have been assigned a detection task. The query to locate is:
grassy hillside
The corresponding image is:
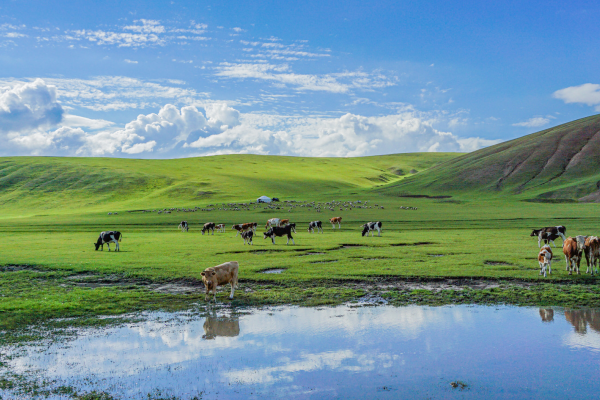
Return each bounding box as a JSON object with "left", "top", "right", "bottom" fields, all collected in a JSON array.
[
  {"left": 0, "top": 153, "right": 457, "bottom": 217},
  {"left": 385, "top": 114, "right": 600, "bottom": 202}
]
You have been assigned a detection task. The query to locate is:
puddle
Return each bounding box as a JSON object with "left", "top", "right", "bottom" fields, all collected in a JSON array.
[
  {"left": 428, "top": 254, "right": 445, "bottom": 257},
  {"left": 310, "top": 260, "right": 338, "bottom": 264},
  {"left": 260, "top": 269, "right": 286, "bottom": 274},
  {"left": 297, "top": 252, "right": 326, "bottom": 256},
  {"left": 390, "top": 242, "right": 435, "bottom": 247},
  {"left": 3, "top": 305, "right": 600, "bottom": 399},
  {"left": 485, "top": 260, "right": 514, "bottom": 266},
  {"left": 0, "top": 265, "right": 45, "bottom": 273}
]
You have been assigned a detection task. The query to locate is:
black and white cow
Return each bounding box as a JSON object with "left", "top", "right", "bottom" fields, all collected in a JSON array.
[
  {"left": 202, "top": 222, "right": 216, "bottom": 235},
  {"left": 241, "top": 230, "right": 254, "bottom": 245},
  {"left": 361, "top": 221, "right": 382, "bottom": 237},
  {"left": 178, "top": 221, "right": 189, "bottom": 232},
  {"left": 264, "top": 223, "right": 296, "bottom": 245},
  {"left": 307, "top": 220, "right": 323, "bottom": 234},
  {"left": 94, "top": 231, "right": 123, "bottom": 251},
  {"left": 530, "top": 226, "right": 567, "bottom": 248}
]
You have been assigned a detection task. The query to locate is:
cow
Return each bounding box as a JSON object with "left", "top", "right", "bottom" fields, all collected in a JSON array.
[
  {"left": 265, "top": 218, "right": 281, "bottom": 229},
  {"left": 308, "top": 220, "right": 323, "bottom": 234},
  {"left": 563, "top": 237, "right": 581, "bottom": 275},
  {"left": 178, "top": 221, "right": 189, "bottom": 232},
  {"left": 216, "top": 224, "right": 226, "bottom": 233},
  {"left": 200, "top": 261, "right": 239, "bottom": 302},
  {"left": 530, "top": 226, "right": 567, "bottom": 248},
  {"left": 94, "top": 231, "right": 123, "bottom": 251},
  {"left": 584, "top": 236, "right": 600, "bottom": 275},
  {"left": 362, "top": 221, "right": 383, "bottom": 237},
  {"left": 264, "top": 223, "right": 296, "bottom": 245},
  {"left": 241, "top": 230, "right": 254, "bottom": 245},
  {"left": 279, "top": 219, "right": 290, "bottom": 227},
  {"left": 232, "top": 223, "right": 253, "bottom": 237},
  {"left": 330, "top": 217, "right": 342, "bottom": 229},
  {"left": 202, "top": 314, "right": 240, "bottom": 340},
  {"left": 538, "top": 244, "right": 553, "bottom": 278},
  {"left": 249, "top": 222, "right": 258, "bottom": 232},
  {"left": 202, "top": 222, "right": 216, "bottom": 235}
]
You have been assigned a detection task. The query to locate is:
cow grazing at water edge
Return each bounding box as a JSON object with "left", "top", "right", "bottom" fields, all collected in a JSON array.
[
  {"left": 201, "top": 261, "right": 239, "bottom": 302},
  {"left": 538, "top": 245, "right": 553, "bottom": 278},
  {"left": 94, "top": 231, "right": 123, "bottom": 252},
  {"left": 241, "top": 230, "right": 254, "bottom": 245},
  {"left": 264, "top": 223, "right": 296, "bottom": 245},
  {"left": 202, "top": 222, "right": 216, "bottom": 235},
  {"left": 531, "top": 226, "right": 567, "bottom": 248},
  {"left": 178, "top": 221, "right": 189, "bottom": 232},
  {"left": 308, "top": 221, "right": 323, "bottom": 234},
  {"left": 362, "top": 221, "right": 383, "bottom": 237},
  {"left": 563, "top": 237, "right": 581, "bottom": 275},
  {"left": 330, "top": 217, "right": 342, "bottom": 229}
]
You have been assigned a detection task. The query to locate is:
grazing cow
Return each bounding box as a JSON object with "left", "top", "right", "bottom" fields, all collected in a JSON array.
[
  {"left": 202, "top": 222, "right": 216, "bottom": 235},
  {"left": 362, "top": 221, "right": 383, "bottom": 237},
  {"left": 200, "top": 261, "right": 239, "bottom": 302},
  {"left": 279, "top": 219, "right": 290, "bottom": 227},
  {"left": 308, "top": 220, "right": 323, "bottom": 234},
  {"left": 241, "top": 230, "right": 254, "bottom": 245},
  {"left": 216, "top": 224, "right": 226, "bottom": 233},
  {"left": 178, "top": 221, "right": 189, "bottom": 232},
  {"left": 538, "top": 245, "right": 553, "bottom": 278},
  {"left": 563, "top": 237, "right": 581, "bottom": 275},
  {"left": 265, "top": 218, "right": 281, "bottom": 229},
  {"left": 264, "top": 223, "right": 296, "bottom": 245},
  {"left": 94, "top": 231, "right": 122, "bottom": 251},
  {"left": 232, "top": 223, "right": 253, "bottom": 237},
  {"left": 584, "top": 236, "right": 600, "bottom": 275},
  {"left": 330, "top": 217, "right": 342, "bottom": 229},
  {"left": 530, "top": 226, "right": 567, "bottom": 248}
]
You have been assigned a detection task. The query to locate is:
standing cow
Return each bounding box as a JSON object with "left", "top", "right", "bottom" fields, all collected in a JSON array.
[
  {"left": 361, "top": 221, "right": 383, "bottom": 237},
  {"left": 264, "top": 224, "right": 296, "bottom": 245},
  {"left": 202, "top": 222, "right": 216, "bottom": 235},
  {"left": 330, "top": 217, "right": 342, "bottom": 229},
  {"left": 200, "top": 261, "right": 239, "bottom": 302},
  {"left": 308, "top": 221, "right": 323, "bottom": 234},
  {"left": 563, "top": 237, "right": 581, "bottom": 275},
  {"left": 538, "top": 245, "right": 553, "bottom": 278},
  {"left": 531, "top": 226, "right": 567, "bottom": 248},
  {"left": 178, "top": 221, "right": 189, "bottom": 232},
  {"left": 94, "top": 231, "right": 123, "bottom": 251}
]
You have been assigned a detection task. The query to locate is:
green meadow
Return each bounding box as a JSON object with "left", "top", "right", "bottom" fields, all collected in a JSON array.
[{"left": 1, "top": 152, "right": 600, "bottom": 334}]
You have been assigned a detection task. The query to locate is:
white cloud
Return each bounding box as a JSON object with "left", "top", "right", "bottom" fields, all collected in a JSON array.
[
  {"left": 71, "top": 20, "right": 167, "bottom": 47},
  {"left": 3, "top": 32, "right": 27, "bottom": 38},
  {"left": 553, "top": 83, "right": 600, "bottom": 111},
  {"left": 123, "top": 19, "right": 165, "bottom": 34},
  {"left": 512, "top": 116, "right": 550, "bottom": 127},
  {"left": 62, "top": 114, "right": 114, "bottom": 129},
  {"left": 124, "top": 59, "right": 138, "bottom": 64}
]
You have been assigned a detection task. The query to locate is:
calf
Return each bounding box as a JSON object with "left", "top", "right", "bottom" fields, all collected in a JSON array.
[
  {"left": 584, "top": 236, "right": 600, "bottom": 275},
  {"left": 330, "top": 217, "right": 342, "bottom": 229},
  {"left": 531, "top": 226, "right": 567, "bottom": 248},
  {"left": 216, "top": 224, "right": 226, "bottom": 233},
  {"left": 308, "top": 220, "right": 323, "bottom": 234},
  {"left": 94, "top": 231, "right": 123, "bottom": 252},
  {"left": 563, "top": 237, "right": 581, "bottom": 275},
  {"left": 202, "top": 222, "right": 216, "bottom": 235},
  {"left": 178, "top": 221, "right": 189, "bottom": 232},
  {"left": 264, "top": 223, "right": 296, "bottom": 245},
  {"left": 538, "top": 245, "right": 553, "bottom": 278},
  {"left": 241, "top": 230, "right": 254, "bottom": 245},
  {"left": 362, "top": 221, "right": 383, "bottom": 237},
  {"left": 200, "top": 261, "right": 239, "bottom": 302},
  {"left": 265, "top": 218, "right": 280, "bottom": 229}
]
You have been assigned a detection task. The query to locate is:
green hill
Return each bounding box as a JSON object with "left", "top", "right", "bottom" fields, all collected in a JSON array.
[
  {"left": 0, "top": 153, "right": 457, "bottom": 217},
  {"left": 384, "top": 114, "right": 600, "bottom": 202}
]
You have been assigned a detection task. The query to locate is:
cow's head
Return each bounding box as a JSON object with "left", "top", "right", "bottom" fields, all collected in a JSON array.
[
  {"left": 201, "top": 270, "right": 217, "bottom": 295},
  {"left": 530, "top": 229, "right": 542, "bottom": 237},
  {"left": 264, "top": 229, "right": 273, "bottom": 239},
  {"left": 201, "top": 227, "right": 207, "bottom": 235},
  {"left": 361, "top": 226, "right": 370, "bottom": 237},
  {"left": 94, "top": 239, "right": 102, "bottom": 250}
]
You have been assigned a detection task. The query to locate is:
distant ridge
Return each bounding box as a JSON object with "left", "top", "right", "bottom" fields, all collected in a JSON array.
[{"left": 386, "top": 114, "right": 600, "bottom": 202}]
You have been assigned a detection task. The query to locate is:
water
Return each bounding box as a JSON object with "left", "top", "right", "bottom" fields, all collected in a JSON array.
[{"left": 3, "top": 305, "right": 600, "bottom": 399}]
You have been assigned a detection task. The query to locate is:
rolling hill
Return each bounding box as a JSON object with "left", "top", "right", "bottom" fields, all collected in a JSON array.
[
  {"left": 385, "top": 114, "right": 600, "bottom": 202},
  {"left": 0, "top": 153, "right": 457, "bottom": 217}
]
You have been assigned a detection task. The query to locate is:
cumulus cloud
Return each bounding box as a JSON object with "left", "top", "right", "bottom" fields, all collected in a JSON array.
[
  {"left": 0, "top": 79, "right": 64, "bottom": 133},
  {"left": 553, "top": 83, "right": 600, "bottom": 111},
  {"left": 512, "top": 117, "right": 550, "bottom": 127}
]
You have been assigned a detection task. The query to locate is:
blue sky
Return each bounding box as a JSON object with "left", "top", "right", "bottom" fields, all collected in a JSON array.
[{"left": 1, "top": 0, "right": 599, "bottom": 158}]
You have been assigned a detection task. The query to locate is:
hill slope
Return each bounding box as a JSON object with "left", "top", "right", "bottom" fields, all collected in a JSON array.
[
  {"left": 0, "top": 153, "right": 457, "bottom": 217},
  {"left": 385, "top": 114, "right": 600, "bottom": 202}
]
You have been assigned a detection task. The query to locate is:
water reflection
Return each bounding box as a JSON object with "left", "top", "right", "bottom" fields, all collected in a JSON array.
[
  {"left": 564, "top": 309, "right": 600, "bottom": 334},
  {"left": 203, "top": 313, "right": 240, "bottom": 340},
  {"left": 539, "top": 308, "right": 554, "bottom": 322}
]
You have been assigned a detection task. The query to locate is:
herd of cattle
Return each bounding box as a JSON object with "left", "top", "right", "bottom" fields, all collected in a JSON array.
[{"left": 532, "top": 226, "right": 600, "bottom": 277}]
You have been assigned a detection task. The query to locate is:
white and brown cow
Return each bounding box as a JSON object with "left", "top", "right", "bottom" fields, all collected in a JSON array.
[
  {"left": 202, "top": 222, "right": 216, "bottom": 235},
  {"left": 361, "top": 221, "right": 382, "bottom": 237},
  {"left": 178, "top": 221, "right": 189, "bottom": 232},
  {"left": 531, "top": 226, "right": 567, "bottom": 248},
  {"left": 94, "top": 231, "right": 123, "bottom": 251},
  {"left": 279, "top": 219, "right": 290, "bottom": 227},
  {"left": 584, "top": 236, "right": 600, "bottom": 275},
  {"left": 265, "top": 218, "right": 281, "bottom": 229},
  {"left": 538, "top": 244, "right": 553, "bottom": 278},
  {"left": 563, "top": 237, "right": 581, "bottom": 275},
  {"left": 308, "top": 220, "right": 323, "bottom": 234},
  {"left": 232, "top": 223, "right": 253, "bottom": 237},
  {"left": 200, "top": 261, "right": 239, "bottom": 302},
  {"left": 330, "top": 217, "right": 342, "bottom": 229},
  {"left": 216, "top": 224, "right": 226, "bottom": 233}
]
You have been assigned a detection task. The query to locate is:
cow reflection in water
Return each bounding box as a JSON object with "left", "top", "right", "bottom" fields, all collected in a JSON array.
[
  {"left": 539, "top": 308, "right": 554, "bottom": 322},
  {"left": 202, "top": 314, "right": 240, "bottom": 340},
  {"left": 564, "top": 309, "right": 600, "bottom": 334}
]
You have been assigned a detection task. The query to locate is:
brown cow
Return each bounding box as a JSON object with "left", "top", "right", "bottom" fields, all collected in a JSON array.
[
  {"left": 278, "top": 219, "right": 290, "bottom": 227},
  {"left": 563, "top": 237, "right": 581, "bottom": 275},
  {"left": 216, "top": 224, "right": 226, "bottom": 233},
  {"left": 585, "top": 236, "right": 600, "bottom": 275},
  {"left": 538, "top": 244, "right": 553, "bottom": 278},
  {"left": 200, "top": 261, "right": 239, "bottom": 302},
  {"left": 330, "top": 216, "right": 342, "bottom": 229},
  {"left": 232, "top": 223, "right": 253, "bottom": 237}
]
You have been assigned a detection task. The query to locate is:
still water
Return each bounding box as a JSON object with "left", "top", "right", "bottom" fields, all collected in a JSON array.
[{"left": 3, "top": 305, "right": 600, "bottom": 399}]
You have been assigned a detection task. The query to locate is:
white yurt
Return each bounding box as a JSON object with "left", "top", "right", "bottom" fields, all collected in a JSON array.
[{"left": 257, "top": 195, "right": 272, "bottom": 203}]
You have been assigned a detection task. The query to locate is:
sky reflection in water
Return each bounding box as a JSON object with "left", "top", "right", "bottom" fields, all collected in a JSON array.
[{"left": 4, "top": 305, "right": 600, "bottom": 399}]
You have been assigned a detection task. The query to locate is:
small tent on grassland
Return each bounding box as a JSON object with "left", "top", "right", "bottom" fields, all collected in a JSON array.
[{"left": 257, "top": 195, "right": 272, "bottom": 203}]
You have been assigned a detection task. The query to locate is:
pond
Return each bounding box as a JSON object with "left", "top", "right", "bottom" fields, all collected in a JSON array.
[{"left": 3, "top": 304, "right": 600, "bottom": 399}]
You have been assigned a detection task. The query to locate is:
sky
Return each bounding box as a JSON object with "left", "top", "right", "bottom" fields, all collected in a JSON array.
[{"left": 1, "top": 0, "right": 599, "bottom": 158}]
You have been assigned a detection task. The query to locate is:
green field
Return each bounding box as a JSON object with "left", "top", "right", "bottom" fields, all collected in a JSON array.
[{"left": 1, "top": 152, "right": 600, "bottom": 337}]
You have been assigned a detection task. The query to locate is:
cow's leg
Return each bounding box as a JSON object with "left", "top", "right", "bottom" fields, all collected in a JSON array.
[
  {"left": 538, "top": 233, "right": 542, "bottom": 248},
  {"left": 229, "top": 281, "right": 235, "bottom": 299},
  {"left": 548, "top": 259, "right": 552, "bottom": 275},
  {"left": 550, "top": 240, "right": 556, "bottom": 248},
  {"left": 272, "top": 237, "right": 275, "bottom": 245},
  {"left": 539, "top": 261, "right": 544, "bottom": 276},
  {"left": 565, "top": 256, "right": 570, "bottom": 273},
  {"left": 107, "top": 243, "right": 111, "bottom": 251},
  {"left": 116, "top": 240, "right": 119, "bottom": 252},
  {"left": 378, "top": 228, "right": 381, "bottom": 237},
  {"left": 211, "top": 228, "right": 214, "bottom": 235}
]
